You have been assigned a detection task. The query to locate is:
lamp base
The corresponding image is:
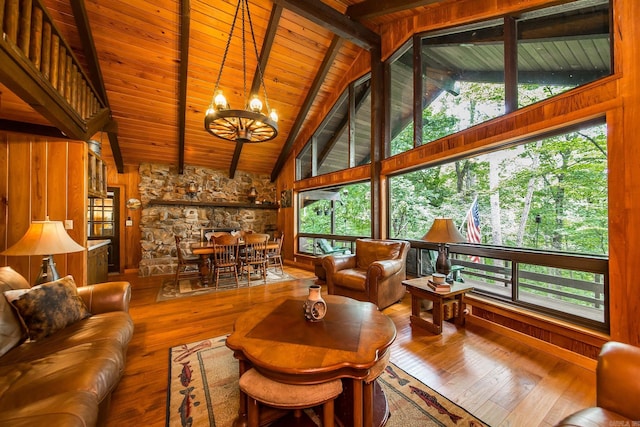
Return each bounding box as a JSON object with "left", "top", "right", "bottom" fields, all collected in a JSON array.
[
  {"left": 35, "top": 255, "right": 60, "bottom": 286},
  {"left": 435, "top": 243, "right": 451, "bottom": 277}
]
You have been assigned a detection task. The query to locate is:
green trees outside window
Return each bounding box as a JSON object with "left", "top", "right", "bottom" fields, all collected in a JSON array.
[{"left": 390, "top": 122, "right": 607, "bottom": 256}]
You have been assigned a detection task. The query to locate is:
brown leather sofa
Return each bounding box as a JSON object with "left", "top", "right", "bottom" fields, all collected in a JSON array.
[
  {"left": 322, "top": 238, "right": 410, "bottom": 310},
  {"left": 0, "top": 266, "right": 134, "bottom": 427},
  {"left": 555, "top": 341, "right": 640, "bottom": 426}
]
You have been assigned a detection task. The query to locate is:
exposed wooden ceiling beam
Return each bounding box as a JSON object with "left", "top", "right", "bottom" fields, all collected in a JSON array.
[
  {"left": 177, "top": 0, "right": 191, "bottom": 175},
  {"left": 0, "top": 119, "right": 67, "bottom": 139},
  {"left": 347, "top": 0, "right": 442, "bottom": 19},
  {"left": 274, "top": 0, "right": 380, "bottom": 51},
  {"left": 271, "top": 36, "right": 345, "bottom": 182},
  {"left": 229, "top": 4, "right": 283, "bottom": 179},
  {"left": 70, "top": 0, "right": 124, "bottom": 173}
]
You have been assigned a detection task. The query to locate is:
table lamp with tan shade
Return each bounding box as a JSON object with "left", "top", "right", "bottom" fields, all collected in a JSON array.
[
  {"left": 1, "top": 217, "right": 85, "bottom": 285},
  {"left": 422, "top": 218, "right": 465, "bottom": 278}
]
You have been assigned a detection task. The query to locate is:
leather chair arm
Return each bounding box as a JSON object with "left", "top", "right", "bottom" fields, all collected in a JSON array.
[
  {"left": 77, "top": 281, "right": 132, "bottom": 314},
  {"left": 322, "top": 254, "right": 356, "bottom": 274},
  {"left": 367, "top": 259, "right": 403, "bottom": 279},
  {"left": 596, "top": 341, "right": 640, "bottom": 420}
]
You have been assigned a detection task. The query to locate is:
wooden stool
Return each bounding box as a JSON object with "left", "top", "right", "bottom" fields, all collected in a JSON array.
[{"left": 239, "top": 368, "right": 342, "bottom": 427}]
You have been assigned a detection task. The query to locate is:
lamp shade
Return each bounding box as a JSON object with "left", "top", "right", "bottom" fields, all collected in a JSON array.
[
  {"left": 422, "top": 218, "right": 465, "bottom": 243},
  {"left": 1, "top": 219, "right": 85, "bottom": 256}
]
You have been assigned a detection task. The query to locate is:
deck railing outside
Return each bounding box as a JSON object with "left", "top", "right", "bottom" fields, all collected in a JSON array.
[{"left": 298, "top": 233, "right": 608, "bottom": 332}]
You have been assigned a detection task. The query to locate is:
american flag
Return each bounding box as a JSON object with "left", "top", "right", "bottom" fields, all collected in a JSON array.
[{"left": 466, "top": 197, "right": 481, "bottom": 262}]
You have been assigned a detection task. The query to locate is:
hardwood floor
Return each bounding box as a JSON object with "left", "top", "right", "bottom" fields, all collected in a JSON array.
[{"left": 105, "top": 268, "right": 595, "bottom": 427}]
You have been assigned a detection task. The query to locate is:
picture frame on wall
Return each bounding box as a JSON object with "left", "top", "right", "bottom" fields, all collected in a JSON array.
[{"left": 280, "top": 189, "right": 292, "bottom": 208}]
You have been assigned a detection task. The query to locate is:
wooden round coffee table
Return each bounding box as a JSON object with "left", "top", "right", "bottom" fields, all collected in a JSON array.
[{"left": 226, "top": 294, "right": 396, "bottom": 427}]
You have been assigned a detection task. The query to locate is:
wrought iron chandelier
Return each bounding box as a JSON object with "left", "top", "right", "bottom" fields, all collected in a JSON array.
[{"left": 204, "top": 0, "right": 278, "bottom": 143}]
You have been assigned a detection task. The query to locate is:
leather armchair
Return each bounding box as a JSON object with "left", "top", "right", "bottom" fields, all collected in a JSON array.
[
  {"left": 555, "top": 341, "right": 640, "bottom": 426},
  {"left": 322, "top": 238, "right": 409, "bottom": 310}
]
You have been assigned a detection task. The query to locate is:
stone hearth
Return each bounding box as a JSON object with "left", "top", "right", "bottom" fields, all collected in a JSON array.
[{"left": 138, "top": 163, "right": 278, "bottom": 276}]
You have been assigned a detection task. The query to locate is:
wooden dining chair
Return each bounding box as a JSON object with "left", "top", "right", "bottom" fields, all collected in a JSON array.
[
  {"left": 174, "top": 235, "right": 206, "bottom": 286},
  {"left": 239, "top": 233, "right": 269, "bottom": 285},
  {"left": 211, "top": 234, "right": 240, "bottom": 288},
  {"left": 267, "top": 232, "right": 284, "bottom": 274}
]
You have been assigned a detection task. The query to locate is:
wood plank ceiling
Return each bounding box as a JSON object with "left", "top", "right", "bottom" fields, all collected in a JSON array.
[{"left": 0, "top": 0, "right": 441, "bottom": 179}]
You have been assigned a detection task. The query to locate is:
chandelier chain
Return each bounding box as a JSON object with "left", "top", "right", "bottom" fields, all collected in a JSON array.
[
  {"left": 241, "top": 0, "right": 247, "bottom": 109},
  {"left": 245, "top": 0, "right": 270, "bottom": 112},
  {"left": 212, "top": 0, "right": 243, "bottom": 104}
]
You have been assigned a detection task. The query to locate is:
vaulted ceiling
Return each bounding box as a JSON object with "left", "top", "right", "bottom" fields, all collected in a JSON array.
[{"left": 0, "top": 0, "right": 443, "bottom": 179}]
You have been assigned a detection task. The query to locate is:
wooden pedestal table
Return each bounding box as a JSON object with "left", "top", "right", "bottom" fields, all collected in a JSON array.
[
  {"left": 226, "top": 294, "right": 396, "bottom": 427},
  {"left": 402, "top": 277, "right": 474, "bottom": 335}
]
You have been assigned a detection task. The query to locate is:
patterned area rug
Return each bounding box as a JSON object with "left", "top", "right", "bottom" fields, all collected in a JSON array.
[
  {"left": 167, "top": 336, "right": 489, "bottom": 427},
  {"left": 156, "top": 269, "right": 296, "bottom": 302}
]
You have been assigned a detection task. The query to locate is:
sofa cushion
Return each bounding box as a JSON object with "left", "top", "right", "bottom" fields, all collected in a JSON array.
[
  {"left": 0, "top": 267, "right": 30, "bottom": 358},
  {"left": 4, "top": 276, "right": 91, "bottom": 341},
  {"left": 555, "top": 406, "right": 630, "bottom": 427},
  {"left": 0, "top": 390, "right": 98, "bottom": 427},
  {"left": 0, "top": 340, "right": 124, "bottom": 411},
  {"left": 356, "top": 239, "right": 403, "bottom": 270},
  {"left": 0, "top": 312, "right": 134, "bottom": 366},
  {"left": 333, "top": 269, "right": 368, "bottom": 291}
]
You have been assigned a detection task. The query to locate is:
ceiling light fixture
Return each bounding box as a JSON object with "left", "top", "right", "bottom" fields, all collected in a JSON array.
[{"left": 204, "top": 0, "right": 278, "bottom": 143}]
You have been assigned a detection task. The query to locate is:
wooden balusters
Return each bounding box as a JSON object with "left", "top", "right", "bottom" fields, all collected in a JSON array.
[
  {"left": 17, "top": 0, "right": 31, "bottom": 54},
  {"left": 64, "top": 53, "right": 71, "bottom": 102},
  {"left": 0, "top": 0, "right": 5, "bottom": 35},
  {"left": 57, "top": 44, "right": 66, "bottom": 95},
  {"left": 28, "top": 5, "right": 42, "bottom": 69},
  {"left": 41, "top": 20, "right": 51, "bottom": 78},
  {"left": 50, "top": 33, "right": 59, "bottom": 89},
  {"left": 1, "top": 0, "right": 107, "bottom": 124},
  {"left": 5, "top": 0, "right": 18, "bottom": 42}
]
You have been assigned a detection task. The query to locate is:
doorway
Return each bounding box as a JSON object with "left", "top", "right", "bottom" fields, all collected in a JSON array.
[{"left": 87, "top": 187, "right": 120, "bottom": 273}]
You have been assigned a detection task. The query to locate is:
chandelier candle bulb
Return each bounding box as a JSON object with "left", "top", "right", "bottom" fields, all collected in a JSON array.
[{"left": 249, "top": 95, "right": 262, "bottom": 112}]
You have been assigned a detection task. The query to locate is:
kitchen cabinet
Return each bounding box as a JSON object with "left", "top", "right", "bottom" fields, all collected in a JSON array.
[
  {"left": 88, "top": 149, "right": 108, "bottom": 198},
  {"left": 87, "top": 240, "right": 110, "bottom": 285}
]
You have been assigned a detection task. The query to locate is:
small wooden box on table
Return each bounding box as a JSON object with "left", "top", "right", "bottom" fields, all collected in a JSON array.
[{"left": 402, "top": 277, "right": 474, "bottom": 335}]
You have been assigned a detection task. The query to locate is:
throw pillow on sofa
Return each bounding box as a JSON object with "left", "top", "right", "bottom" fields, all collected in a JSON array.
[
  {"left": 4, "top": 275, "right": 91, "bottom": 341},
  {"left": 0, "top": 266, "right": 31, "bottom": 356}
]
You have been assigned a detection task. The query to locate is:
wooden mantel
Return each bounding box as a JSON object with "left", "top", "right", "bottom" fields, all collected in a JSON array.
[{"left": 147, "top": 199, "right": 279, "bottom": 210}]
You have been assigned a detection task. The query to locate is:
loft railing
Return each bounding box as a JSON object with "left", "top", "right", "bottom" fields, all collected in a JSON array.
[{"left": 0, "top": 0, "right": 109, "bottom": 139}]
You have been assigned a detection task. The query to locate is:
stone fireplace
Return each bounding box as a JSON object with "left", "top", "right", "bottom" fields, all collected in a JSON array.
[{"left": 138, "top": 163, "right": 278, "bottom": 276}]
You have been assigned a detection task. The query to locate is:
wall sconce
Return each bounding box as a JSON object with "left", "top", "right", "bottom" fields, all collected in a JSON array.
[
  {"left": 248, "top": 187, "right": 258, "bottom": 203},
  {"left": 186, "top": 181, "right": 198, "bottom": 197}
]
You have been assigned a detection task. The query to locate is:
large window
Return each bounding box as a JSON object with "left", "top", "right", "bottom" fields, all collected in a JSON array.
[
  {"left": 296, "top": 77, "right": 371, "bottom": 180},
  {"left": 390, "top": 121, "right": 608, "bottom": 329},
  {"left": 516, "top": 1, "right": 611, "bottom": 108},
  {"left": 389, "top": 45, "right": 414, "bottom": 156},
  {"left": 390, "top": 122, "right": 608, "bottom": 254},
  {"left": 388, "top": 0, "right": 610, "bottom": 157},
  {"left": 297, "top": 182, "right": 371, "bottom": 255}
]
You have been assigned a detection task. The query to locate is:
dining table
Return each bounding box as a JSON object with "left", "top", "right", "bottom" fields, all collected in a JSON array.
[
  {"left": 225, "top": 294, "right": 397, "bottom": 427},
  {"left": 190, "top": 239, "right": 279, "bottom": 284}
]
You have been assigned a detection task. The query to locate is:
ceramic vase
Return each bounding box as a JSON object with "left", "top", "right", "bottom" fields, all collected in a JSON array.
[{"left": 303, "top": 284, "right": 327, "bottom": 321}]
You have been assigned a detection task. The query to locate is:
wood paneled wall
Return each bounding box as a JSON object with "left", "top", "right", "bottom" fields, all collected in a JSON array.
[
  {"left": 99, "top": 140, "right": 141, "bottom": 273},
  {"left": 0, "top": 132, "right": 87, "bottom": 285}
]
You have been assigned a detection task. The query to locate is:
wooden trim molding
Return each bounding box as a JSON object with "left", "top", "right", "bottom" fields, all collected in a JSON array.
[
  {"left": 147, "top": 200, "right": 279, "bottom": 210},
  {"left": 467, "top": 294, "right": 607, "bottom": 367}
]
